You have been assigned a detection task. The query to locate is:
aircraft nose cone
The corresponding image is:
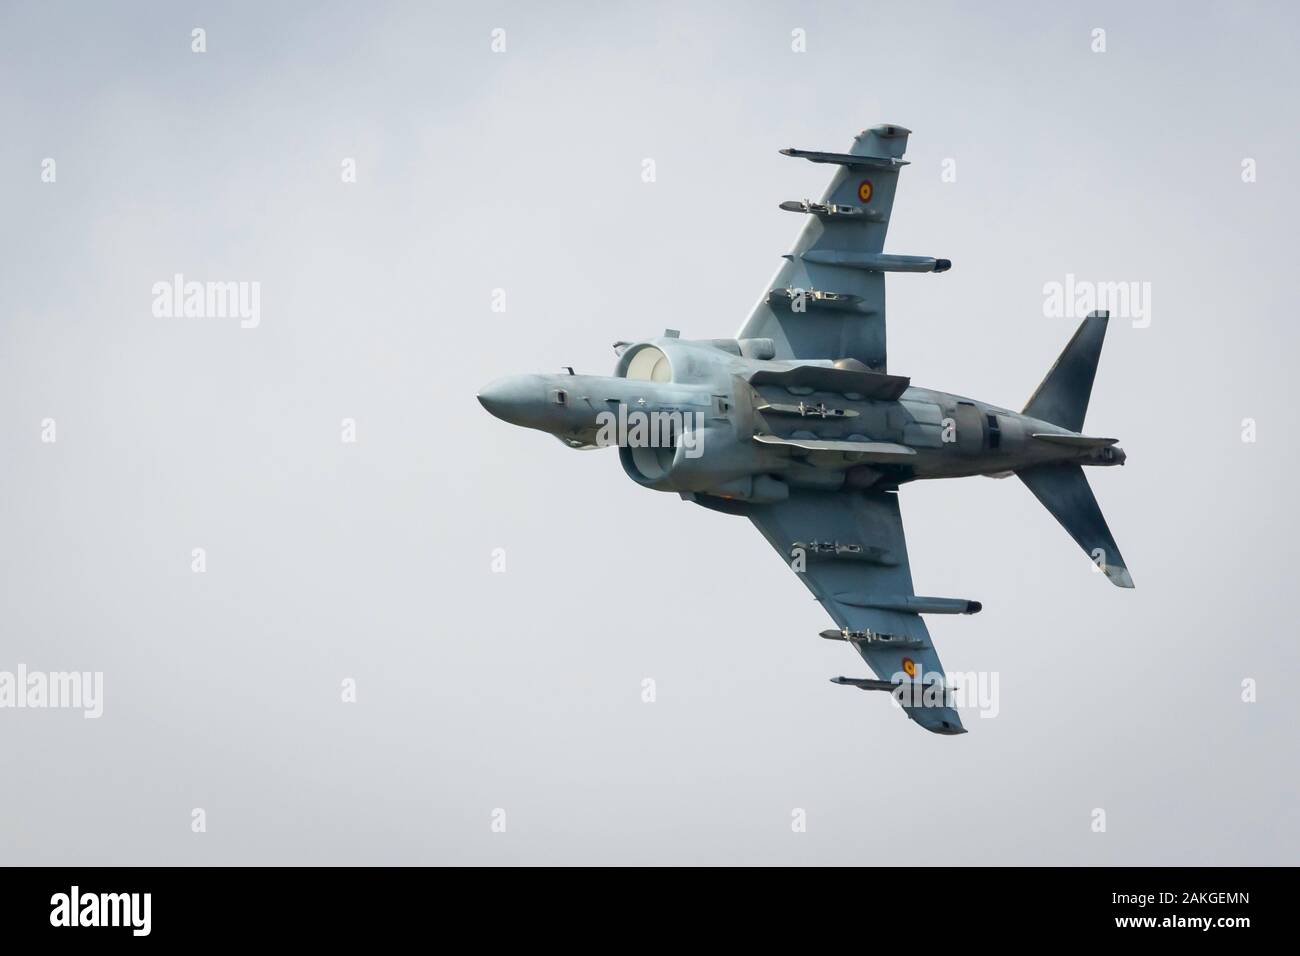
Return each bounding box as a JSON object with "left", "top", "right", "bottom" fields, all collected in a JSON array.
[
  {"left": 476, "top": 379, "right": 512, "bottom": 420},
  {"left": 477, "top": 375, "right": 546, "bottom": 428}
]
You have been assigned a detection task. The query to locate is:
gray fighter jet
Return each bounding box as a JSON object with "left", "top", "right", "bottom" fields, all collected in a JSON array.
[{"left": 479, "top": 125, "right": 1130, "bottom": 735}]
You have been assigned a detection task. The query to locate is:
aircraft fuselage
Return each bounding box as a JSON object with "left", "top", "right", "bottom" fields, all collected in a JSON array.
[{"left": 477, "top": 337, "right": 1124, "bottom": 504}]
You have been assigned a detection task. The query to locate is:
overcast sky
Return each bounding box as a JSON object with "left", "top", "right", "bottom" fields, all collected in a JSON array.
[{"left": 2, "top": 0, "right": 1297, "bottom": 864}]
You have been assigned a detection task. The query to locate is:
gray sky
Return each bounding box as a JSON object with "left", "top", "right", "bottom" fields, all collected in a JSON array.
[{"left": 1, "top": 0, "right": 1297, "bottom": 864}]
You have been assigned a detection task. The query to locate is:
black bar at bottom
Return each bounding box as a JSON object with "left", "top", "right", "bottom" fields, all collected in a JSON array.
[{"left": 0, "top": 866, "right": 1284, "bottom": 942}]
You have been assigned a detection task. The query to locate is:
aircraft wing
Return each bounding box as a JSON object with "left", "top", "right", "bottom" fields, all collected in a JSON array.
[
  {"left": 744, "top": 488, "right": 967, "bottom": 734},
  {"left": 737, "top": 124, "right": 947, "bottom": 372}
]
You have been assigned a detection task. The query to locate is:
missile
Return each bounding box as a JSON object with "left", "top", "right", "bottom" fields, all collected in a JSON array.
[
  {"left": 829, "top": 676, "right": 899, "bottom": 692},
  {"left": 790, "top": 540, "right": 896, "bottom": 565},
  {"left": 819, "top": 628, "right": 926, "bottom": 649}
]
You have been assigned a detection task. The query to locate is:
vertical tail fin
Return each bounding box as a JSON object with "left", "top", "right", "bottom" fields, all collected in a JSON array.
[
  {"left": 1023, "top": 311, "right": 1109, "bottom": 431},
  {"left": 1018, "top": 463, "right": 1133, "bottom": 588}
]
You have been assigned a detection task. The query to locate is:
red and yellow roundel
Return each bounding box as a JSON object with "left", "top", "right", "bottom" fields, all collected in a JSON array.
[
  {"left": 902, "top": 657, "right": 916, "bottom": 678},
  {"left": 857, "top": 179, "right": 874, "bottom": 203}
]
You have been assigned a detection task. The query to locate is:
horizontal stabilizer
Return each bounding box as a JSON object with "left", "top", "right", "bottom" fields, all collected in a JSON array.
[
  {"left": 1018, "top": 462, "right": 1133, "bottom": 588},
  {"left": 1023, "top": 311, "right": 1108, "bottom": 432}
]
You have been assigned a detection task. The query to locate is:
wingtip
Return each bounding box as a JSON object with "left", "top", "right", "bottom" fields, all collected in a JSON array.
[
  {"left": 907, "top": 707, "right": 967, "bottom": 736},
  {"left": 862, "top": 124, "right": 912, "bottom": 138},
  {"left": 1106, "top": 565, "right": 1135, "bottom": 588}
]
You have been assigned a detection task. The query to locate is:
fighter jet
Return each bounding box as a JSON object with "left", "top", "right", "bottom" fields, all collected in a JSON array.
[{"left": 479, "top": 125, "right": 1130, "bottom": 735}]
